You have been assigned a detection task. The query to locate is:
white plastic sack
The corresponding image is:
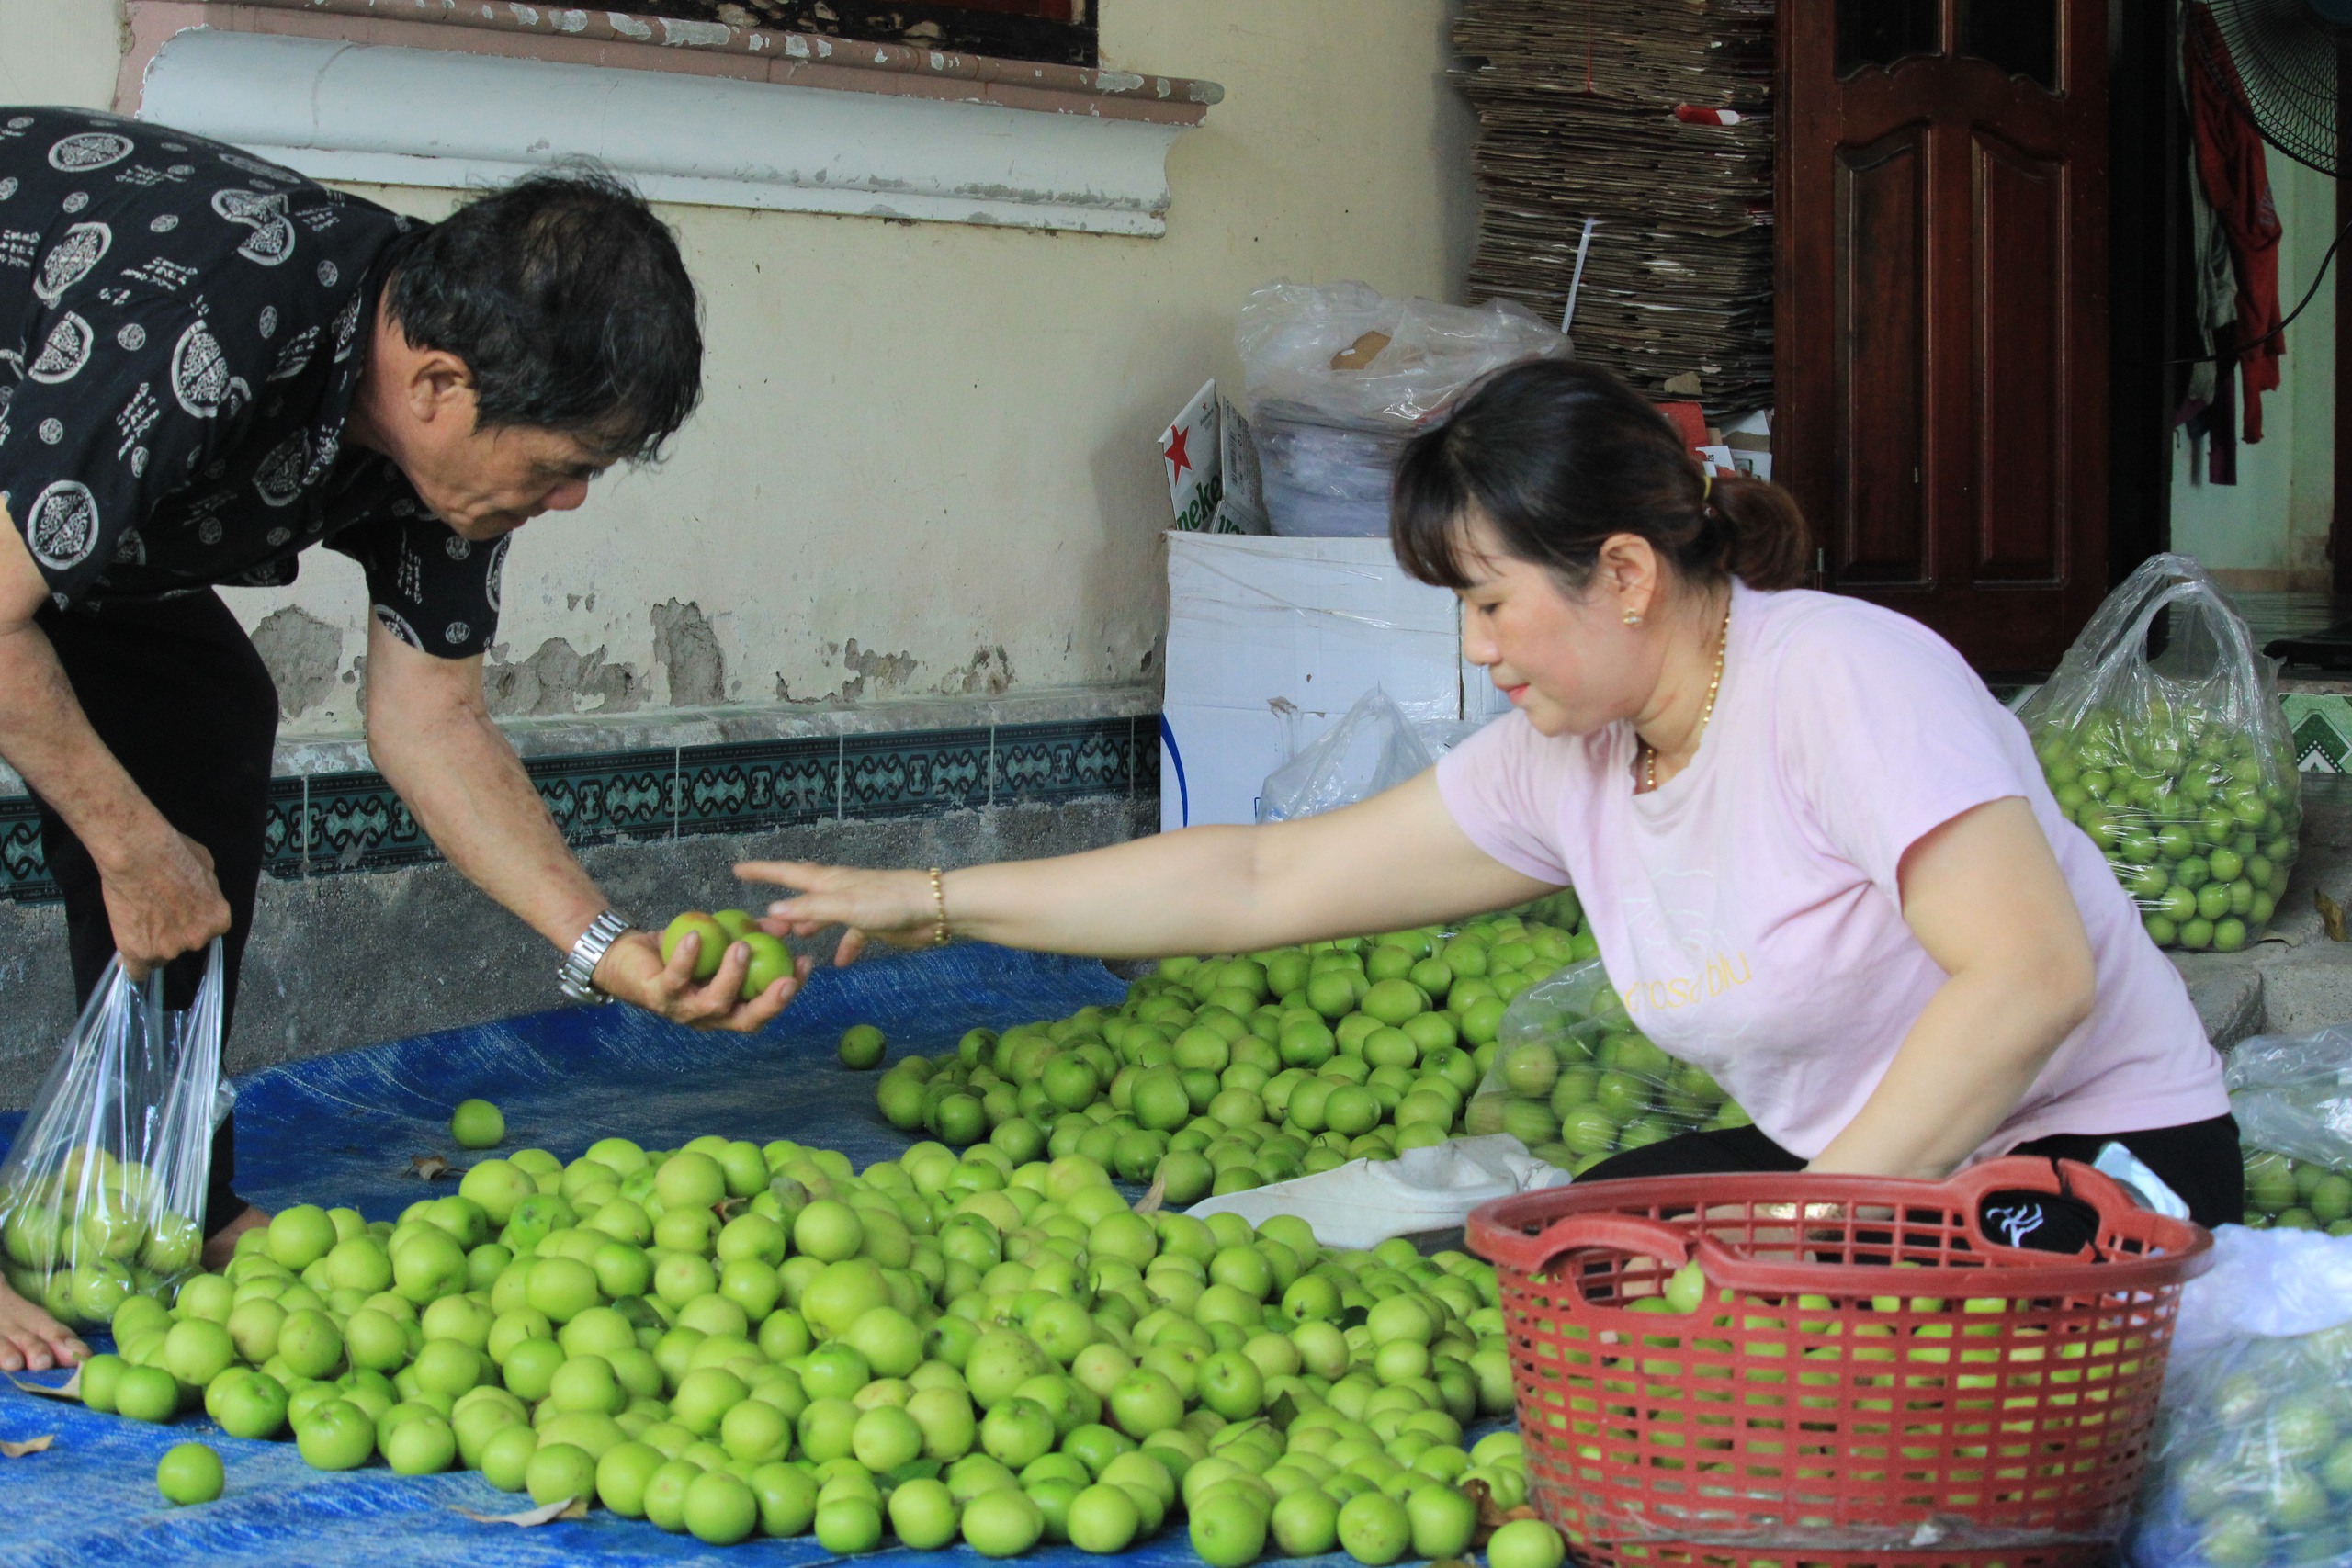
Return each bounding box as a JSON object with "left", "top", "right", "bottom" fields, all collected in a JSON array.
[
  {"left": 2172, "top": 1224, "right": 2352, "bottom": 1357},
  {"left": 1256, "top": 686, "right": 1434, "bottom": 823},
  {"left": 1236, "top": 281, "right": 1572, "bottom": 538},
  {"left": 1182, "top": 1134, "right": 1570, "bottom": 1250},
  {"left": 1237, "top": 281, "right": 1573, "bottom": 430},
  {"left": 0, "top": 944, "right": 224, "bottom": 1327}
]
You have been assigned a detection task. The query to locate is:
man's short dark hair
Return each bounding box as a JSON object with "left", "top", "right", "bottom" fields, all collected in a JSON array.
[{"left": 384, "top": 165, "right": 702, "bottom": 463}]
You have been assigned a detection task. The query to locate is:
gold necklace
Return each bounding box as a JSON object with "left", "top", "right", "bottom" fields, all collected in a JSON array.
[{"left": 1642, "top": 599, "right": 1732, "bottom": 793}]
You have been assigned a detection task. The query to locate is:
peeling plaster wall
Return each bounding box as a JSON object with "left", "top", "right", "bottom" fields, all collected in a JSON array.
[{"left": 7, "top": 1, "right": 1476, "bottom": 733}]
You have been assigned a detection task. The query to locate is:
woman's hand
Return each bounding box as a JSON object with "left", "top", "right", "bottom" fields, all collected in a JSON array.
[{"left": 738, "top": 861, "right": 939, "bottom": 966}]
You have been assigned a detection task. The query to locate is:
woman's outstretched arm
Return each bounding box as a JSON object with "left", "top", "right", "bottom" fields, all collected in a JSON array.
[{"left": 740, "top": 771, "right": 1558, "bottom": 964}]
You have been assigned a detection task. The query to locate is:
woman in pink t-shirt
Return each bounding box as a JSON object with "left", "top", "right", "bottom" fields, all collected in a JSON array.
[{"left": 742, "top": 360, "right": 2239, "bottom": 1226}]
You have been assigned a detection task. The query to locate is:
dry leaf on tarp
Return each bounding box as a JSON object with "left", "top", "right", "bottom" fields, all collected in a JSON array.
[
  {"left": 4, "top": 1368, "right": 81, "bottom": 1402},
  {"left": 1461, "top": 1476, "right": 1539, "bottom": 1545},
  {"left": 453, "top": 1496, "right": 588, "bottom": 1526},
  {"left": 0, "top": 1435, "right": 54, "bottom": 1457},
  {"left": 405, "top": 1155, "right": 456, "bottom": 1181},
  {"left": 1132, "top": 1171, "right": 1168, "bottom": 1215}
]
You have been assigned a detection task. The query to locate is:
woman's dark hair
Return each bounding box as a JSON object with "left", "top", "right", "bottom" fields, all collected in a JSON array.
[
  {"left": 384, "top": 164, "right": 702, "bottom": 464},
  {"left": 1392, "top": 359, "right": 1809, "bottom": 595}
]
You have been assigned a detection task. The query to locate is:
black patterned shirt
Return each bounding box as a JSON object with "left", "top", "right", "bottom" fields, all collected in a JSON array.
[{"left": 0, "top": 107, "right": 504, "bottom": 659}]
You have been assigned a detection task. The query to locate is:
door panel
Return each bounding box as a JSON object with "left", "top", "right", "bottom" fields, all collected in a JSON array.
[
  {"left": 1973, "top": 131, "right": 2065, "bottom": 582},
  {"left": 1835, "top": 129, "right": 1931, "bottom": 584},
  {"left": 1779, "top": 0, "right": 2108, "bottom": 671}
]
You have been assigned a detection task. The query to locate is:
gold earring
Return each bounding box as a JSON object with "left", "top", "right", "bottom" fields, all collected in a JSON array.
[{"left": 1623, "top": 609, "right": 1643, "bottom": 626}]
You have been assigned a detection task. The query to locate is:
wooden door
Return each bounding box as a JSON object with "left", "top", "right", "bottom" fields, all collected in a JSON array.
[{"left": 1777, "top": 0, "right": 2109, "bottom": 673}]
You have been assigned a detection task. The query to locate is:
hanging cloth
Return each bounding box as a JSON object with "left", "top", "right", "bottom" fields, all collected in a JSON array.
[{"left": 2183, "top": 1, "right": 2285, "bottom": 443}]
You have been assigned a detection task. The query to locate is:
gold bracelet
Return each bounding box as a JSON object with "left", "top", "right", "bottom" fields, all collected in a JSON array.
[{"left": 929, "top": 868, "right": 951, "bottom": 948}]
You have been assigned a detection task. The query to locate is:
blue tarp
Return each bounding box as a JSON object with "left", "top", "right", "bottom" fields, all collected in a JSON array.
[{"left": 0, "top": 945, "right": 1352, "bottom": 1568}]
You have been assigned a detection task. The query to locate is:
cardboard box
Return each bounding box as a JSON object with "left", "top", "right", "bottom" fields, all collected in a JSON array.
[
  {"left": 1159, "top": 533, "right": 1509, "bottom": 829},
  {"left": 1160, "top": 379, "right": 1266, "bottom": 535}
]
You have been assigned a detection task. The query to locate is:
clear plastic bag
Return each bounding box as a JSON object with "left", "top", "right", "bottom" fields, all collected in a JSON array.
[
  {"left": 1235, "top": 281, "right": 1572, "bottom": 538},
  {"left": 1462, "top": 957, "right": 1749, "bottom": 1174},
  {"left": 0, "top": 942, "right": 223, "bottom": 1327},
  {"left": 2017, "top": 553, "right": 2301, "bottom": 953},
  {"left": 1257, "top": 685, "right": 1435, "bottom": 823},
  {"left": 1249, "top": 407, "right": 1413, "bottom": 539},
  {"left": 2224, "top": 1025, "right": 2352, "bottom": 1233},
  {"left": 2125, "top": 1228, "right": 2352, "bottom": 1568}
]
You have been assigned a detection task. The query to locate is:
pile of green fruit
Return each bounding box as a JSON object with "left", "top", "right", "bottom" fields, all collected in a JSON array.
[
  {"left": 871, "top": 897, "right": 1594, "bottom": 1204},
  {"left": 1, "top": 1145, "right": 205, "bottom": 1327},
  {"left": 2240, "top": 1148, "right": 2352, "bottom": 1236},
  {"left": 1463, "top": 963, "right": 1749, "bottom": 1174},
  {"left": 2027, "top": 703, "right": 2300, "bottom": 953},
  {"left": 64, "top": 1127, "right": 1567, "bottom": 1566},
  {"left": 2129, "top": 1326, "right": 2352, "bottom": 1568}
]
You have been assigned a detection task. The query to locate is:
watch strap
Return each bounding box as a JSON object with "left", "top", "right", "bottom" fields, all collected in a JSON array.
[{"left": 559, "top": 909, "right": 631, "bottom": 1004}]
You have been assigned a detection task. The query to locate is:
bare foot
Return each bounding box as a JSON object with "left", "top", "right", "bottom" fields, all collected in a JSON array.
[
  {"left": 0, "top": 1276, "right": 86, "bottom": 1372},
  {"left": 200, "top": 1204, "right": 271, "bottom": 1272}
]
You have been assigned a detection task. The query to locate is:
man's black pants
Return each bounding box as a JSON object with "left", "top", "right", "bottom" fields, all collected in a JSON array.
[{"left": 33, "top": 591, "right": 277, "bottom": 1237}]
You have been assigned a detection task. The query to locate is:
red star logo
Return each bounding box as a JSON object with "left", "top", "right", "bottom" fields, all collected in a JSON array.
[{"left": 1163, "top": 426, "right": 1193, "bottom": 480}]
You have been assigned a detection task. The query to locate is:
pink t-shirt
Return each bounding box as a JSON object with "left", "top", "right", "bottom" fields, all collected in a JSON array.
[{"left": 1435, "top": 582, "right": 2227, "bottom": 1164}]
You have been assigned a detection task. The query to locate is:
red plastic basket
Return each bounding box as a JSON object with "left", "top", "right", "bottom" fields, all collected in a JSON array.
[{"left": 1464, "top": 1158, "right": 2211, "bottom": 1568}]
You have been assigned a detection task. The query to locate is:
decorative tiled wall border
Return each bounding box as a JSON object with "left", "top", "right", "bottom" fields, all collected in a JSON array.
[
  {"left": 0, "top": 715, "right": 1158, "bottom": 904},
  {"left": 2285, "top": 694, "right": 2352, "bottom": 775}
]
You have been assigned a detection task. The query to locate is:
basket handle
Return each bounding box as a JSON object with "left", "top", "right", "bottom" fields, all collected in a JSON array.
[
  {"left": 1474, "top": 1211, "right": 1693, "bottom": 1275},
  {"left": 1933, "top": 1155, "right": 2158, "bottom": 1260}
]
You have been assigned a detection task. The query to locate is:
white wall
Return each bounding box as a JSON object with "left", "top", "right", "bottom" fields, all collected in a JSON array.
[
  {"left": 3, "top": 1, "right": 1477, "bottom": 730},
  {"left": 2170, "top": 145, "right": 2337, "bottom": 588}
]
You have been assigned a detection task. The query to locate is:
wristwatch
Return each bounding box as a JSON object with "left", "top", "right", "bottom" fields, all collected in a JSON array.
[{"left": 558, "top": 909, "right": 632, "bottom": 1004}]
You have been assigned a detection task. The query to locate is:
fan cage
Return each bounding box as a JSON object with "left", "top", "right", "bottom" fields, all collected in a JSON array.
[{"left": 2198, "top": 0, "right": 2346, "bottom": 177}]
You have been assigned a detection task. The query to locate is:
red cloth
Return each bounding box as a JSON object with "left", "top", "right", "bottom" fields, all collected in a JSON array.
[{"left": 2185, "top": 3, "right": 2285, "bottom": 442}]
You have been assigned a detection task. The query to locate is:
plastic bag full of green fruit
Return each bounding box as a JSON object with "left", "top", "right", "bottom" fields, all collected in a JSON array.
[
  {"left": 2015, "top": 554, "right": 2300, "bottom": 953},
  {"left": 2240, "top": 1148, "right": 2352, "bottom": 1235},
  {"left": 0, "top": 945, "right": 225, "bottom": 1329},
  {"left": 1462, "top": 957, "right": 1750, "bottom": 1174},
  {"left": 870, "top": 895, "right": 1596, "bottom": 1204},
  {"left": 2228, "top": 1021, "right": 2352, "bottom": 1235},
  {"left": 2124, "top": 1281, "right": 2352, "bottom": 1568}
]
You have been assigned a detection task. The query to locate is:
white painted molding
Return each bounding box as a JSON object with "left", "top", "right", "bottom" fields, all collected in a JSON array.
[{"left": 137, "top": 29, "right": 1192, "bottom": 235}]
